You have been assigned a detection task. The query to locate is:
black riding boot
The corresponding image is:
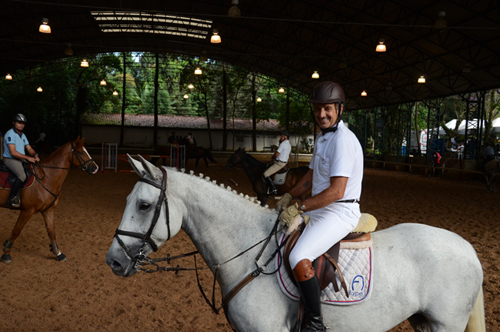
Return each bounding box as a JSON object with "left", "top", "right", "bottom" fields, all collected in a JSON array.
[
  {"left": 297, "top": 276, "right": 325, "bottom": 332},
  {"left": 265, "top": 177, "right": 278, "bottom": 195},
  {"left": 7, "top": 177, "right": 24, "bottom": 209}
]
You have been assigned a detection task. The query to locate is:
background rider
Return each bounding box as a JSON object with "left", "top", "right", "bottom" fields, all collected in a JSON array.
[
  {"left": 2, "top": 113, "right": 40, "bottom": 208},
  {"left": 263, "top": 130, "right": 292, "bottom": 195}
]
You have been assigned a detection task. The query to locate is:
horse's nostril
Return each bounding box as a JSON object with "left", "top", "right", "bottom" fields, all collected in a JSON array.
[{"left": 111, "top": 260, "right": 122, "bottom": 271}]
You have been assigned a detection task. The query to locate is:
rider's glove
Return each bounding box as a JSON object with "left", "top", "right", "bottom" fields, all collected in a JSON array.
[
  {"left": 279, "top": 203, "right": 309, "bottom": 234},
  {"left": 275, "top": 193, "right": 292, "bottom": 211}
]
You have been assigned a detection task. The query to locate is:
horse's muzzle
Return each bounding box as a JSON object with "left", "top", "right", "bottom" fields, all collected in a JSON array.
[{"left": 106, "top": 254, "right": 138, "bottom": 277}]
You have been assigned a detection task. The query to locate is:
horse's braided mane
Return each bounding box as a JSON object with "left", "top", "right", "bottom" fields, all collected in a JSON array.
[{"left": 184, "top": 169, "right": 271, "bottom": 209}]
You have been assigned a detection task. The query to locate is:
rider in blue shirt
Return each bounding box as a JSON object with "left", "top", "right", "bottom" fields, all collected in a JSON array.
[{"left": 3, "top": 114, "right": 40, "bottom": 208}]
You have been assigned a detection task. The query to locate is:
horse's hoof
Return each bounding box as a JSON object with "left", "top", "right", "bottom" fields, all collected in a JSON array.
[
  {"left": 1, "top": 254, "right": 12, "bottom": 264},
  {"left": 56, "top": 253, "right": 67, "bottom": 262}
]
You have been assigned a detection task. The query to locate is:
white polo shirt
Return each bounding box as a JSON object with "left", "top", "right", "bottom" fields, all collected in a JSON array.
[
  {"left": 276, "top": 140, "right": 291, "bottom": 162},
  {"left": 309, "top": 120, "right": 363, "bottom": 200}
]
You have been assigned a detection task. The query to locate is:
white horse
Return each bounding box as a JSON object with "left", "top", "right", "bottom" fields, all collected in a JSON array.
[{"left": 106, "top": 156, "right": 486, "bottom": 332}]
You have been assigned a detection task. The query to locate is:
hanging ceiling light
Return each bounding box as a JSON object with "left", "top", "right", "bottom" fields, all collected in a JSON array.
[
  {"left": 5, "top": 73, "right": 12, "bottom": 80},
  {"left": 361, "top": 90, "right": 367, "bottom": 96},
  {"left": 100, "top": 79, "right": 107, "bottom": 86},
  {"left": 228, "top": 0, "right": 241, "bottom": 17},
  {"left": 434, "top": 11, "right": 447, "bottom": 29},
  {"left": 188, "top": 83, "right": 194, "bottom": 89},
  {"left": 113, "top": 90, "right": 118, "bottom": 96},
  {"left": 81, "top": 59, "right": 89, "bottom": 67},
  {"left": 211, "top": 29, "right": 221, "bottom": 44},
  {"left": 311, "top": 71, "right": 319, "bottom": 79},
  {"left": 463, "top": 63, "right": 471, "bottom": 73},
  {"left": 418, "top": 75, "right": 426, "bottom": 83},
  {"left": 37, "top": 87, "right": 43, "bottom": 92},
  {"left": 184, "top": 94, "right": 189, "bottom": 99},
  {"left": 194, "top": 67, "right": 202, "bottom": 75},
  {"left": 278, "top": 87, "right": 285, "bottom": 93},
  {"left": 376, "top": 39, "right": 386, "bottom": 52},
  {"left": 256, "top": 97, "right": 262, "bottom": 102},
  {"left": 64, "top": 43, "right": 73, "bottom": 56},
  {"left": 39, "top": 18, "right": 51, "bottom": 33}
]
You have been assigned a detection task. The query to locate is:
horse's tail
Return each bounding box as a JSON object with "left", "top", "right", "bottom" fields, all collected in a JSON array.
[
  {"left": 465, "top": 286, "right": 486, "bottom": 332},
  {"left": 207, "top": 150, "right": 216, "bottom": 163}
]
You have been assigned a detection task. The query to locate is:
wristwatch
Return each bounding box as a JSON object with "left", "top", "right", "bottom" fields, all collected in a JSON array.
[{"left": 300, "top": 204, "right": 306, "bottom": 212}]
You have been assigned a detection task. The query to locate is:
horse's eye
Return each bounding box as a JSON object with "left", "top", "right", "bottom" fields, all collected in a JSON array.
[{"left": 139, "top": 202, "right": 151, "bottom": 211}]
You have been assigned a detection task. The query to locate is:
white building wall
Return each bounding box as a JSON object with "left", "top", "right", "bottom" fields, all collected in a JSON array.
[{"left": 82, "top": 125, "right": 314, "bottom": 152}]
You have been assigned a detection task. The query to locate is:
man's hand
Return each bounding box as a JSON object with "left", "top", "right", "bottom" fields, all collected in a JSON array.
[
  {"left": 279, "top": 203, "right": 310, "bottom": 234},
  {"left": 275, "top": 193, "right": 292, "bottom": 211},
  {"left": 279, "top": 203, "right": 301, "bottom": 227}
]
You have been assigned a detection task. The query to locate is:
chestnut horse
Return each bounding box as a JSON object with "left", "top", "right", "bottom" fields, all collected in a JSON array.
[
  {"left": 0, "top": 137, "right": 98, "bottom": 264},
  {"left": 226, "top": 148, "right": 309, "bottom": 206}
]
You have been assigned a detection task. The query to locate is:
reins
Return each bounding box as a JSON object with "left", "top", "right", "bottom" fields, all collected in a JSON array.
[
  {"left": 119, "top": 167, "right": 290, "bottom": 315},
  {"left": 31, "top": 141, "right": 97, "bottom": 212}
]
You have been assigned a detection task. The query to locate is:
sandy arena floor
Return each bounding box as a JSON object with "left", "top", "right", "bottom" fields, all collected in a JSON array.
[{"left": 0, "top": 155, "right": 498, "bottom": 331}]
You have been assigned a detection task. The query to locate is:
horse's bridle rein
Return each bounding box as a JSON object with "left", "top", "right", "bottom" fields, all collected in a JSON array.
[
  {"left": 114, "top": 167, "right": 172, "bottom": 268},
  {"left": 33, "top": 141, "right": 97, "bottom": 212},
  {"left": 113, "top": 166, "right": 288, "bottom": 318}
]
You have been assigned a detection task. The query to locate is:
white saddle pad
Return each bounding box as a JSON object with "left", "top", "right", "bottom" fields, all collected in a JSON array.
[
  {"left": 273, "top": 171, "right": 287, "bottom": 185},
  {"left": 276, "top": 233, "right": 374, "bottom": 306}
]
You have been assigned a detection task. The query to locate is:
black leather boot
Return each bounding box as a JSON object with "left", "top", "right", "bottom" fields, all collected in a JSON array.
[
  {"left": 296, "top": 276, "right": 325, "bottom": 332},
  {"left": 7, "top": 177, "right": 23, "bottom": 209},
  {"left": 265, "top": 176, "right": 278, "bottom": 195}
]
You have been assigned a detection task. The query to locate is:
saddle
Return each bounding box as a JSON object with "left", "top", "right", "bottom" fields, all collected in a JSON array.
[
  {"left": 283, "top": 226, "right": 372, "bottom": 297},
  {"left": 0, "top": 160, "right": 35, "bottom": 190}
]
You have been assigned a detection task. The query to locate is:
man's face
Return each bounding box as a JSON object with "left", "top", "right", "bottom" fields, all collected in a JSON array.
[
  {"left": 13, "top": 121, "right": 25, "bottom": 131},
  {"left": 313, "top": 103, "right": 343, "bottom": 129}
]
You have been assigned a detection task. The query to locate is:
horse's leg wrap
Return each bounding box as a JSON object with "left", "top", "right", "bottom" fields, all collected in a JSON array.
[
  {"left": 1, "top": 254, "right": 12, "bottom": 264},
  {"left": 51, "top": 241, "right": 67, "bottom": 262},
  {"left": 3, "top": 239, "right": 13, "bottom": 253}
]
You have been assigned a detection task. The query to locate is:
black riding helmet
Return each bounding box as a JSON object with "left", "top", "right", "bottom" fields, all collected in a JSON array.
[
  {"left": 310, "top": 81, "right": 345, "bottom": 133},
  {"left": 13, "top": 113, "right": 27, "bottom": 123},
  {"left": 280, "top": 130, "right": 291, "bottom": 138}
]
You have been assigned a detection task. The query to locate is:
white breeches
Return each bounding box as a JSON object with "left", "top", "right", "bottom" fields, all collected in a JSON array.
[{"left": 289, "top": 203, "right": 360, "bottom": 270}]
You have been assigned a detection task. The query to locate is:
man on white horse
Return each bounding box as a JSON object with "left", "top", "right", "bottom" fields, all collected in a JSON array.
[
  {"left": 276, "top": 81, "right": 364, "bottom": 332},
  {"left": 263, "top": 130, "right": 292, "bottom": 195}
]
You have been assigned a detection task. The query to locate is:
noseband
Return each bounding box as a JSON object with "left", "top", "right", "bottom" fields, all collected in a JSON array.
[
  {"left": 114, "top": 167, "right": 171, "bottom": 267},
  {"left": 71, "top": 141, "right": 95, "bottom": 172}
]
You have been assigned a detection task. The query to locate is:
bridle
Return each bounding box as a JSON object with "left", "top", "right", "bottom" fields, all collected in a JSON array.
[
  {"left": 113, "top": 167, "right": 171, "bottom": 268},
  {"left": 112, "top": 166, "right": 289, "bottom": 318},
  {"left": 70, "top": 141, "right": 96, "bottom": 172},
  {"left": 33, "top": 141, "right": 98, "bottom": 212}
]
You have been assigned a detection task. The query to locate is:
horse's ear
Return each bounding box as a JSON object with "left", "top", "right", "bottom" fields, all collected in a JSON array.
[
  {"left": 138, "top": 155, "right": 162, "bottom": 180},
  {"left": 128, "top": 154, "right": 145, "bottom": 177}
]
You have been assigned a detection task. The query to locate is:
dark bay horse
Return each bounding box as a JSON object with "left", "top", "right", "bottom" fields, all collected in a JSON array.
[
  {"left": 484, "top": 158, "right": 500, "bottom": 192},
  {"left": 0, "top": 137, "right": 98, "bottom": 263},
  {"left": 225, "top": 148, "right": 309, "bottom": 206},
  {"left": 151, "top": 141, "right": 216, "bottom": 170}
]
